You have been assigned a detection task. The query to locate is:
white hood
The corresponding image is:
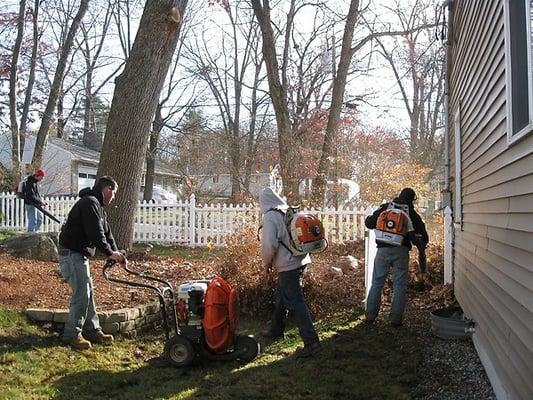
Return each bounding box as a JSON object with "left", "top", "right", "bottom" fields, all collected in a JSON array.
[{"left": 259, "top": 187, "right": 288, "bottom": 214}]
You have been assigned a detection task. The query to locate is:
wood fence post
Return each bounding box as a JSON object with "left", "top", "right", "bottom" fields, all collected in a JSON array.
[
  {"left": 189, "top": 193, "right": 196, "bottom": 247},
  {"left": 364, "top": 206, "right": 376, "bottom": 302}
]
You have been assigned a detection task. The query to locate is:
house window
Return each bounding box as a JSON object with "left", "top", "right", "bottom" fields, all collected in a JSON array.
[
  {"left": 78, "top": 173, "right": 88, "bottom": 178},
  {"left": 504, "top": 0, "right": 533, "bottom": 143}
]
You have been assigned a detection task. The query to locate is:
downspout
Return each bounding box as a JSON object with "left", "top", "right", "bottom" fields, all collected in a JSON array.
[
  {"left": 441, "top": 0, "right": 454, "bottom": 285},
  {"left": 442, "top": 0, "right": 454, "bottom": 208}
]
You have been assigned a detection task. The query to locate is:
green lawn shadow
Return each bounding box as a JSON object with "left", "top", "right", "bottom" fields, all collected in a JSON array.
[{"left": 51, "top": 313, "right": 421, "bottom": 400}]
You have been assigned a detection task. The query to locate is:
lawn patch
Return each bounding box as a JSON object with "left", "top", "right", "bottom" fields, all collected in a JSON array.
[{"left": 0, "top": 306, "right": 423, "bottom": 400}]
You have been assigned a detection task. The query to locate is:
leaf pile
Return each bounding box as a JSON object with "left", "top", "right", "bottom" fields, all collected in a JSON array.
[
  {"left": 215, "top": 226, "right": 366, "bottom": 319},
  {"left": 1, "top": 221, "right": 457, "bottom": 320}
]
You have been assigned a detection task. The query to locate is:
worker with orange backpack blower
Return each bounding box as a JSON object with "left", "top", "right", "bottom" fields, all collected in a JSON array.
[
  {"left": 364, "top": 187, "right": 429, "bottom": 327},
  {"left": 258, "top": 187, "right": 322, "bottom": 358}
]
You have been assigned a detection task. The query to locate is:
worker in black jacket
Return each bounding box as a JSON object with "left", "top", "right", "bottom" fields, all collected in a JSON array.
[
  {"left": 23, "top": 169, "right": 46, "bottom": 232},
  {"left": 364, "top": 187, "right": 429, "bottom": 326},
  {"left": 58, "top": 176, "right": 127, "bottom": 350}
]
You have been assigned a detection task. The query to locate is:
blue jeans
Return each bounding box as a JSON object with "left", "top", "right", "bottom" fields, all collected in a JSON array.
[
  {"left": 25, "top": 204, "right": 43, "bottom": 232},
  {"left": 366, "top": 246, "right": 410, "bottom": 324},
  {"left": 59, "top": 250, "right": 102, "bottom": 340},
  {"left": 270, "top": 266, "right": 319, "bottom": 345}
]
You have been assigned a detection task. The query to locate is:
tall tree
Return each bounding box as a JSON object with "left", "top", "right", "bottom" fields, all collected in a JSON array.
[
  {"left": 143, "top": 1, "right": 201, "bottom": 202},
  {"left": 185, "top": 0, "right": 266, "bottom": 203},
  {"left": 373, "top": 0, "right": 443, "bottom": 171},
  {"left": 31, "top": 0, "right": 90, "bottom": 168},
  {"left": 251, "top": 0, "right": 300, "bottom": 202},
  {"left": 8, "top": 0, "right": 27, "bottom": 180},
  {"left": 311, "top": 0, "right": 360, "bottom": 206},
  {"left": 78, "top": 0, "right": 117, "bottom": 151},
  {"left": 251, "top": 0, "right": 342, "bottom": 202},
  {"left": 98, "top": 0, "right": 187, "bottom": 249},
  {"left": 19, "top": 0, "right": 41, "bottom": 146},
  {"left": 7, "top": 0, "right": 42, "bottom": 180}
]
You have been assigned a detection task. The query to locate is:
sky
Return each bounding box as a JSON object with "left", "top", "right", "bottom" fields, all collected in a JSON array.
[{"left": 1, "top": 0, "right": 442, "bottom": 138}]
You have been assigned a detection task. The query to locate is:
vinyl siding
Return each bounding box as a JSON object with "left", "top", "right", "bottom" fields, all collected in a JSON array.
[{"left": 448, "top": 1, "right": 533, "bottom": 399}]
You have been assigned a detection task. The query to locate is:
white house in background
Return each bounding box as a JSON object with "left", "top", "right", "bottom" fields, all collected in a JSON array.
[
  {"left": 444, "top": 1, "right": 533, "bottom": 399},
  {"left": 0, "top": 134, "right": 181, "bottom": 196},
  {"left": 193, "top": 164, "right": 282, "bottom": 198}
]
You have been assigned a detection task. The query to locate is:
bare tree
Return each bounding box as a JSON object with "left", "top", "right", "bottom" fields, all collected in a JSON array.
[
  {"left": 143, "top": 1, "right": 201, "bottom": 202},
  {"left": 8, "top": 0, "right": 27, "bottom": 180},
  {"left": 372, "top": 0, "right": 444, "bottom": 171},
  {"left": 97, "top": 0, "right": 187, "bottom": 249},
  {"left": 112, "top": 0, "right": 145, "bottom": 61},
  {"left": 311, "top": 0, "right": 360, "bottom": 205},
  {"left": 251, "top": 0, "right": 348, "bottom": 202},
  {"left": 250, "top": 0, "right": 300, "bottom": 201},
  {"left": 19, "top": 0, "right": 41, "bottom": 146},
  {"left": 184, "top": 1, "right": 266, "bottom": 203},
  {"left": 31, "top": 0, "right": 90, "bottom": 168},
  {"left": 78, "top": 1, "right": 117, "bottom": 151}
]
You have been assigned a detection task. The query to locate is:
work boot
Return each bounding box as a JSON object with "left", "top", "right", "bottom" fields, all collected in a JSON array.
[
  {"left": 294, "top": 341, "right": 322, "bottom": 358},
  {"left": 63, "top": 335, "right": 92, "bottom": 350},
  {"left": 85, "top": 330, "right": 114, "bottom": 345}
]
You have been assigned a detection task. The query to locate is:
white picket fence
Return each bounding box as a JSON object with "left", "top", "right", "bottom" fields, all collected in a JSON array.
[{"left": 0, "top": 192, "right": 366, "bottom": 246}]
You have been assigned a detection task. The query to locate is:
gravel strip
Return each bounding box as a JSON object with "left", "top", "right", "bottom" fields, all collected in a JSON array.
[{"left": 406, "top": 308, "right": 496, "bottom": 400}]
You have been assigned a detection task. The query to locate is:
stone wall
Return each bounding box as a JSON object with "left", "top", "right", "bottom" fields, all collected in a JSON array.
[{"left": 25, "top": 301, "right": 163, "bottom": 337}]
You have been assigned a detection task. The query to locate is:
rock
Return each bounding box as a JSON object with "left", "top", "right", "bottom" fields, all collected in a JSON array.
[
  {"left": 338, "top": 255, "right": 359, "bottom": 274},
  {"left": 326, "top": 266, "right": 343, "bottom": 278},
  {"left": 1, "top": 232, "right": 59, "bottom": 261}
]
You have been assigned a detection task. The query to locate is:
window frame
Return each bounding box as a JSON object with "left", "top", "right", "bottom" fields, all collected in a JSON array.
[{"left": 504, "top": 0, "right": 533, "bottom": 144}]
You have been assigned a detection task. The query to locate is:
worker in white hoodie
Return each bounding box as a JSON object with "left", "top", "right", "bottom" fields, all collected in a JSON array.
[{"left": 259, "top": 187, "right": 321, "bottom": 358}]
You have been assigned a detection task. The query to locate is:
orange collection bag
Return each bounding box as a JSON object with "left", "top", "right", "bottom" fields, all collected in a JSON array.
[{"left": 203, "top": 276, "right": 239, "bottom": 352}]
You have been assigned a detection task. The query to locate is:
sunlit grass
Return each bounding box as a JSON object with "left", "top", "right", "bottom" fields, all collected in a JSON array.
[
  {"left": 131, "top": 242, "right": 227, "bottom": 261},
  {"left": 0, "top": 305, "right": 422, "bottom": 400}
]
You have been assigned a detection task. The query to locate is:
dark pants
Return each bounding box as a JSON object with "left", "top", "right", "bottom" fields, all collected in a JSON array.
[{"left": 270, "top": 266, "right": 319, "bottom": 345}]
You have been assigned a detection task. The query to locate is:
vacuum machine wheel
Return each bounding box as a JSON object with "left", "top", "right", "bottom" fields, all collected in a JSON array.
[
  {"left": 165, "top": 336, "right": 195, "bottom": 367},
  {"left": 234, "top": 335, "right": 260, "bottom": 361}
]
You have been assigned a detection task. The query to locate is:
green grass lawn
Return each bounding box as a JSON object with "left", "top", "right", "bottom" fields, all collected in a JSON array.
[
  {"left": 131, "top": 243, "right": 227, "bottom": 261},
  {"left": 0, "top": 231, "right": 17, "bottom": 241},
  {"left": 0, "top": 306, "right": 421, "bottom": 400}
]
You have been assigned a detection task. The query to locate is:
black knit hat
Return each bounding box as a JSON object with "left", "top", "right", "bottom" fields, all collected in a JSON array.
[{"left": 398, "top": 187, "right": 417, "bottom": 203}]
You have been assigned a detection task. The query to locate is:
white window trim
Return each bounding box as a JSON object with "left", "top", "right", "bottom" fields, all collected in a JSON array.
[
  {"left": 454, "top": 106, "right": 462, "bottom": 227},
  {"left": 504, "top": 0, "right": 533, "bottom": 144}
]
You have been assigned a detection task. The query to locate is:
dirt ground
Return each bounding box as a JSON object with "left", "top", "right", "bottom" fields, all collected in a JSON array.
[
  {"left": 0, "top": 240, "right": 452, "bottom": 315},
  {"left": 0, "top": 251, "right": 221, "bottom": 312}
]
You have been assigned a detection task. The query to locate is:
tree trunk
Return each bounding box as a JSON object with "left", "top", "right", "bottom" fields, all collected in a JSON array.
[
  {"left": 243, "top": 61, "right": 262, "bottom": 194},
  {"left": 312, "top": 0, "right": 360, "bottom": 207},
  {"left": 144, "top": 105, "right": 164, "bottom": 202},
  {"left": 32, "top": 0, "right": 89, "bottom": 168},
  {"left": 98, "top": 0, "right": 186, "bottom": 249},
  {"left": 251, "top": 0, "right": 299, "bottom": 203},
  {"left": 56, "top": 86, "right": 65, "bottom": 139},
  {"left": 20, "top": 0, "right": 40, "bottom": 152},
  {"left": 9, "top": 0, "right": 27, "bottom": 180},
  {"left": 82, "top": 71, "right": 101, "bottom": 150}
]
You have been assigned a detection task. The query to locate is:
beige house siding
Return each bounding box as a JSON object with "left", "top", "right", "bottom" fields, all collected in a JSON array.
[{"left": 448, "top": 1, "right": 533, "bottom": 399}]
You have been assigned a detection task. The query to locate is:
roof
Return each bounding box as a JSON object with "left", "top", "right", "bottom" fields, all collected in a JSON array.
[{"left": 47, "top": 136, "right": 179, "bottom": 177}]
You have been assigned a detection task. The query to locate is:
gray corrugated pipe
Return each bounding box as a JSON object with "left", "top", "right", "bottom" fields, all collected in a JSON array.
[{"left": 442, "top": 0, "right": 454, "bottom": 208}]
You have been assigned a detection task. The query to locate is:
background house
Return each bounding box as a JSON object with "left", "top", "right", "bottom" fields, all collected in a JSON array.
[
  {"left": 191, "top": 163, "right": 282, "bottom": 198},
  {"left": 445, "top": 1, "right": 533, "bottom": 399},
  {"left": 0, "top": 134, "right": 181, "bottom": 196}
]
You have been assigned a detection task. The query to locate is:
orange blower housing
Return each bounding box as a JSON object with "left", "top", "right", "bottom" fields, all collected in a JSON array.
[{"left": 203, "top": 276, "right": 239, "bottom": 353}]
